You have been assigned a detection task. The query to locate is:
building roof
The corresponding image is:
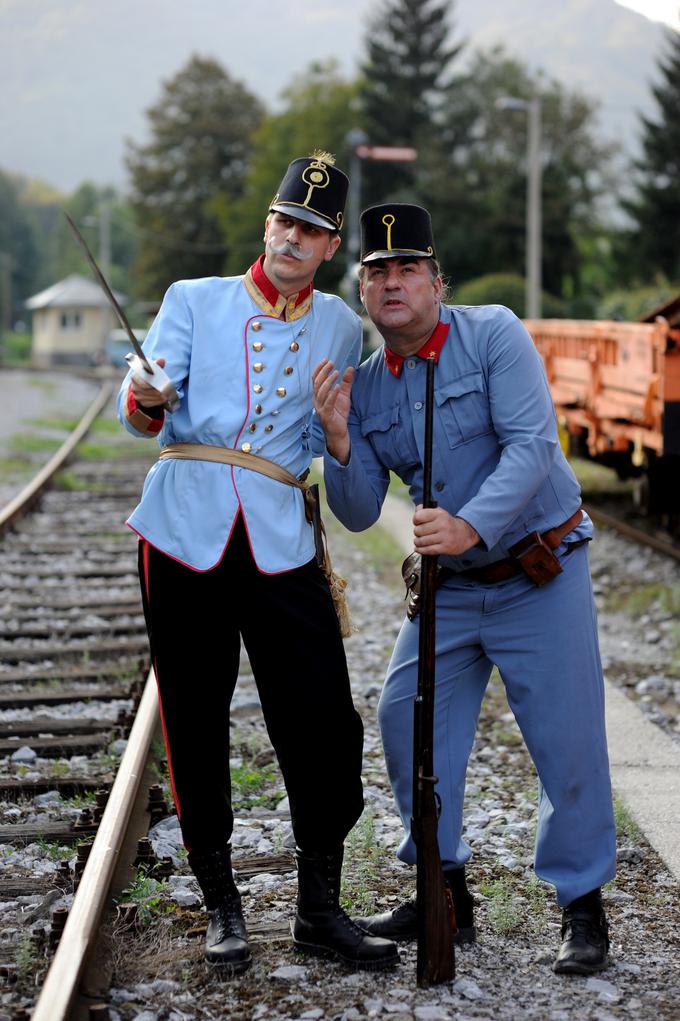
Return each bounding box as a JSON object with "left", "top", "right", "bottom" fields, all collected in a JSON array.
[
  {"left": 25, "top": 274, "right": 125, "bottom": 310},
  {"left": 639, "top": 293, "right": 680, "bottom": 328}
]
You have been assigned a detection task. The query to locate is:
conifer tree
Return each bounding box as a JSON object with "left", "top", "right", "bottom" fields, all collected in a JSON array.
[
  {"left": 358, "top": 0, "right": 463, "bottom": 203},
  {"left": 625, "top": 27, "right": 680, "bottom": 282}
]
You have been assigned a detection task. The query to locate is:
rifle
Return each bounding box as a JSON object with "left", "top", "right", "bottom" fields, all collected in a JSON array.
[{"left": 411, "top": 354, "right": 456, "bottom": 986}]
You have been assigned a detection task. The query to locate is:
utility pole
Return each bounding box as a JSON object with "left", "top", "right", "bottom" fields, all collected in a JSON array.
[
  {"left": 495, "top": 95, "right": 543, "bottom": 319},
  {"left": 0, "top": 251, "right": 12, "bottom": 340},
  {"left": 98, "top": 200, "right": 112, "bottom": 282},
  {"left": 343, "top": 129, "right": 370, "bottom": 311}
]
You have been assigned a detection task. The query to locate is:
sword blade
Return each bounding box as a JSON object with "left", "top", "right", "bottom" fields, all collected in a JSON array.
[{"left": 63, "top": 211, "right": 153, "bottom": 373}]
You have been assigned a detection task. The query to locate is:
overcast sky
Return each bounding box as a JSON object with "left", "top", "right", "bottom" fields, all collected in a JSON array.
[{"left": 0, "top": 0, "right": 677, "bottom": 193}]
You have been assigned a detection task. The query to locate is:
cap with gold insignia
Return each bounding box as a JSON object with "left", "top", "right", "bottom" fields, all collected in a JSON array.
[
  {"left": 360, "top": 203, "right": 436, "bottom": 263},
  {"left": 269, "top": 152, "right": 349, "bottom": 232}
]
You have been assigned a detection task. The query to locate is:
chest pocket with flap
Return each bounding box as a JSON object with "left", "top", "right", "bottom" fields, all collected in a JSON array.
[
  {"left": 435, "top": 371, "right": 492, "bottom": 448},
  {"left": 359, "top": 403, "right": 419, "bottom": 469}
]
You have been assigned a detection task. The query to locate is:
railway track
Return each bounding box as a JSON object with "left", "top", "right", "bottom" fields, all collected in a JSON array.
[
  {"left": 1, "top": 391, "right": 678, "bottom": 1021},
  {"left": 0, "top": 384, "right": 164, "bottom": 1020}
]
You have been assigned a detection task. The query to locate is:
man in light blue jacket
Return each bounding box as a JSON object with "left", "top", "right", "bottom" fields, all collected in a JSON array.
[
  {"left": 314, "top": 203, "right": 616, "bottom": 976},
  {"left": 117, "top": 155, "right": 397, "bottom": 973}
]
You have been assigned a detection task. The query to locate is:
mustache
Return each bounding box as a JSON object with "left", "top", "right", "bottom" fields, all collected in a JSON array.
[{"left": 268, "top": 240, "right": 313, "bottom": 261}]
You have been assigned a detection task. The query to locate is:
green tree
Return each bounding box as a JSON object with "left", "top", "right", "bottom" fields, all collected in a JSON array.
[
  {"left": 422, "top": 48, "right": 616, "bottom": 309},
  {"left": 46, "top": 182, "right": 138, "bottom": 294},
  {"left": 622, "top": 26, "right": 680, "bottom": 283},
  {"left": 219, "top": 61, "right": 360, "bottom": 293},
  {"left": 358, "top": 0, "right": 463, "bottom": 203},
  {"left": 0, "top": 170, "right": 40, "bottom": 330},
  {"left": 126, "top": 55, "right": 265, "bottom": 299}
]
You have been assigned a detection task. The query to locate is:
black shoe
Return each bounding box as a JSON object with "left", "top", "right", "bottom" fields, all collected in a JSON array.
[
  {"left": 292, "top": 848, "right": 399, "bottom": 971},
  {"left": 553, "top": 889, "right": 609, "bottom": 975},
  {"left": 355, "top": 866, "right": 476, "bottom": 944},
  {"left": 205, "top": 894, "right": 252, "bottom": 972},
  {"left": 188, "top": 845, "right": 252, "bottom": 971}
]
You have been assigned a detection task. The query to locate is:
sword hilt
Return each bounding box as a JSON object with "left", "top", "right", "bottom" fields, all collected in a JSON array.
[{"left": 125, "top": 353, "right": 181, "bottom": 413}]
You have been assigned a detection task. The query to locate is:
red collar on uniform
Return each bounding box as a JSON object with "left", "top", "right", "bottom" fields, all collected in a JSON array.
[
  {"left": 384, "top": 319, "right": 450, "bottom": 377},
  {"left": 250, "top": 255, "right": 313, "bottom": 314}
]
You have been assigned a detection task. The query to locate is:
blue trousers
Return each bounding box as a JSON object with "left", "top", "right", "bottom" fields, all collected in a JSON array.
[{"left": 378, "top": 542, "right": 616, "bottom": 907}]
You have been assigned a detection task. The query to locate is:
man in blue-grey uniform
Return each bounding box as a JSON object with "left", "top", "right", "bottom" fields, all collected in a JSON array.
[
  {"left": 116, "top": 154, "right": 398, "bottom": 973},
  {"left": 313, "top": 203, "right": 616, "bottom": 976}
]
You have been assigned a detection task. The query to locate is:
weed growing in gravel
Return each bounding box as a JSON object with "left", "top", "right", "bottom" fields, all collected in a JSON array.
[
  {"left": 120, "top": 865, "right": 171, "bottom": 926},
  {"left": 14, "top": 934, "right": 38, "bottom": 982},
  {"left": 55, "top": 472, "right": 93, "bottom": 491},
  {"left": 614, "top": 797, "right": 642, "bottom": 842},
  {"left": 525, "top": 872, "right": 551, "bottom": 932},
  {"left": 36, "top": 838, "right": 74, "bottom": 861},
  {"left": 478, "top": 877, "right": 522, "bottom": 934},
  {"left": 341, "top": 810, "right": 390, "bottom": 916},
  {"left": 9, "top": 434, "right": 62, "bottom": 455},
  {"left": 230, "top": 762, "right": 278, "bottom": 809}
]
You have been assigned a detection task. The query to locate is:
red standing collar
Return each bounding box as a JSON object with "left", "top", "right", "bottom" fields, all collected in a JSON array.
[
  {"left": 384, "top": 319, "right": 450, "bottom": 377},
  {"left": 250, "top": 254, "right": 313, "bottom": 314}
]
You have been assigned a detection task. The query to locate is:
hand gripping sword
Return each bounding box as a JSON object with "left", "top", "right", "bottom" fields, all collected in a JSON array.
[{"left": 64, "top": 211, "right": 180, "bottom": 412}]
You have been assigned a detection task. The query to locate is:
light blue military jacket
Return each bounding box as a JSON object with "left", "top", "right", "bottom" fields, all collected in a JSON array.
[
  {"left": 324, "top": 302, "right": 592, "bottom": 572},
  {"left": 117, "top": 274, "right": 362, "bottom": 572}
]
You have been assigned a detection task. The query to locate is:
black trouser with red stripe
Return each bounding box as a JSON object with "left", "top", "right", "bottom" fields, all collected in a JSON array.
[{"left": 137, "top": 514, "right": 364, "bottom": 855}]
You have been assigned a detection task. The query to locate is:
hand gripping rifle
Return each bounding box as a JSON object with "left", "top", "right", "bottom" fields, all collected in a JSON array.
[{"left": 412, "top": 354, "right": 456, "bottom": 986}]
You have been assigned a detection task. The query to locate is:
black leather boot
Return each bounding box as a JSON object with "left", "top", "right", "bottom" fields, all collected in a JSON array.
[
  {"left": 292, "top": 848, "right": 399, "bottom": 970},
  {"left": 355, "top": 865, "right": 475, "bottom": 944},
  {"left": 188, "top": 845, "right": 252, "bottom": 972},
  {"left": 553, "top": 888, "right": 609, "bottom": 975}
]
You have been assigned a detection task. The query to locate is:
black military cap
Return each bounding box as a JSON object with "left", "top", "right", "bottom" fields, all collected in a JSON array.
[
  {"left": 360, "top": 203, "right": 436, "bottom": 263},
  {"left": 269, "top": 152, "right": 349, "bottom": 232}
]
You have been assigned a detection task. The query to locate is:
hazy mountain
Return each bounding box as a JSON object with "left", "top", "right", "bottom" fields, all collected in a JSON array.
[{"left": 0, "top": 0, "right": 673, "bottom": 193}]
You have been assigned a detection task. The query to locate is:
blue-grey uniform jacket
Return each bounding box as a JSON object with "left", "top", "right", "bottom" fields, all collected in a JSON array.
[
  {"left": 117, "top": 270, "right": 362, "bottom": 572},
  {"left": 324, "top": 302, "right": 591, "bottom": 571}
]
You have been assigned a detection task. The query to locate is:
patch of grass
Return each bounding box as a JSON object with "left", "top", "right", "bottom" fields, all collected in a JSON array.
[
  {"left": 9, "top": 433, "right": 62, "bottom": 455},
  {"left": 1, "top": 330, "right": 32, "bottom": 363},
  {"left": 0, "top": 456, "right": 35, "bottom": 474},
  {"left": 388, "top": 472, "right": 411, "bottom": 502},
  {"left": 29, "top": 417, "right": 79, "bottom": 431},
  {"left": 478, "top": 877, "right": 522, "bottom": 934},
  {"left": 14, "top": 934, "right": 38, "bottom": 981},
  {"left": 63, "top": 791, "right": 98, "bottom": 810},
  {"left": 90, "top": 417, "right": 121, "bottom": 434},
  {"left": 231, "top": 762, "right": 278, "bottom": 809},
  {"left": 120, "top": 865, "right": 171, "bottom": 926},
  {"left": 569, "top": 457, "right": 634, "bottom": 498},
  {"left": 341, "top": 809, "right": 390, "bottom": 915},
  {"left": 27, "top": 377, "right": 57, "bottom": 394},
  {"left": 36, "top": 838, "right": 74, "bottom": 862},
  {"left": 525, "top": 872, "right": 551, "bottom": 932},
  {"left": 55, "top": 471, "right": 91, "bottom": 491},
  {"left": 614, "top": 797, "right": 642, "bottom": 843}
]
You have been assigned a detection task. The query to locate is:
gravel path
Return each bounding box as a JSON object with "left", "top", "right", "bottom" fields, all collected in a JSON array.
[
  {"left": 95, "top": 520, "right": 679, "bottom": 1021},
  {"left": 0, "top": 372, "right": 678, "bottom": 1020}
]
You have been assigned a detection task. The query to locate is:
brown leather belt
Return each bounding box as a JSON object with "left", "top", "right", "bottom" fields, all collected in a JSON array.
[{"left": 458, "top": 509, "right": 584, "bottom": 584}]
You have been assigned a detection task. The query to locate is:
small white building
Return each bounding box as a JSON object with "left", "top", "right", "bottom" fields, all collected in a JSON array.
[{"left": 25, "top": 274, "right": 124, "bottom": 367}]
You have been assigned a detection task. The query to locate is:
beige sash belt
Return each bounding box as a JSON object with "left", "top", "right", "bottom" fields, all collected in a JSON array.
[
  {"left": 158, "top": 442, "right": 353, "bottom": 636},
  {"left": 159, "top": 443, "right": 315, "bottom": 518}
]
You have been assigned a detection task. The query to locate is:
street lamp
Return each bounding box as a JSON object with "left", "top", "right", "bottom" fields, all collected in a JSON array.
[
  {"left": 343, "top": 128, "right": 370, "bottom": 310},
  {"left": 496, "top": 96, "right": 542, "bottom": 319}
]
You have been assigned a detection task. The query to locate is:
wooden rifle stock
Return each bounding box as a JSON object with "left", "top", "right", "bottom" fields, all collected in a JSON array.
[{"left": 411, "top": 355, "right": 456, "bottom": 986}]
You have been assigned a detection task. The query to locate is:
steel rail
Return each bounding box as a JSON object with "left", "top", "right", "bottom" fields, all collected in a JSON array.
[
  {"left": 586, "top": 505, "right": 680, "bottom": 563},
  {"left": 31, "top": 669, "right": 159, "bottom": 1021},
  {"left": 0, "top": 381, "right": 113, "bottom": 536}
]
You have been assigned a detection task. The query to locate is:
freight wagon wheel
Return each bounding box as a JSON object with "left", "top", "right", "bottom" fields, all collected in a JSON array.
[{"left": 633, "top": 456, "right": 677, "bottom": 517}]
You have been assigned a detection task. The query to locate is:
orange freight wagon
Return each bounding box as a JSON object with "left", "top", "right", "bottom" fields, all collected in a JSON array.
[{"left": 524, "top": 297, "right": 680, "bottom": 513}]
